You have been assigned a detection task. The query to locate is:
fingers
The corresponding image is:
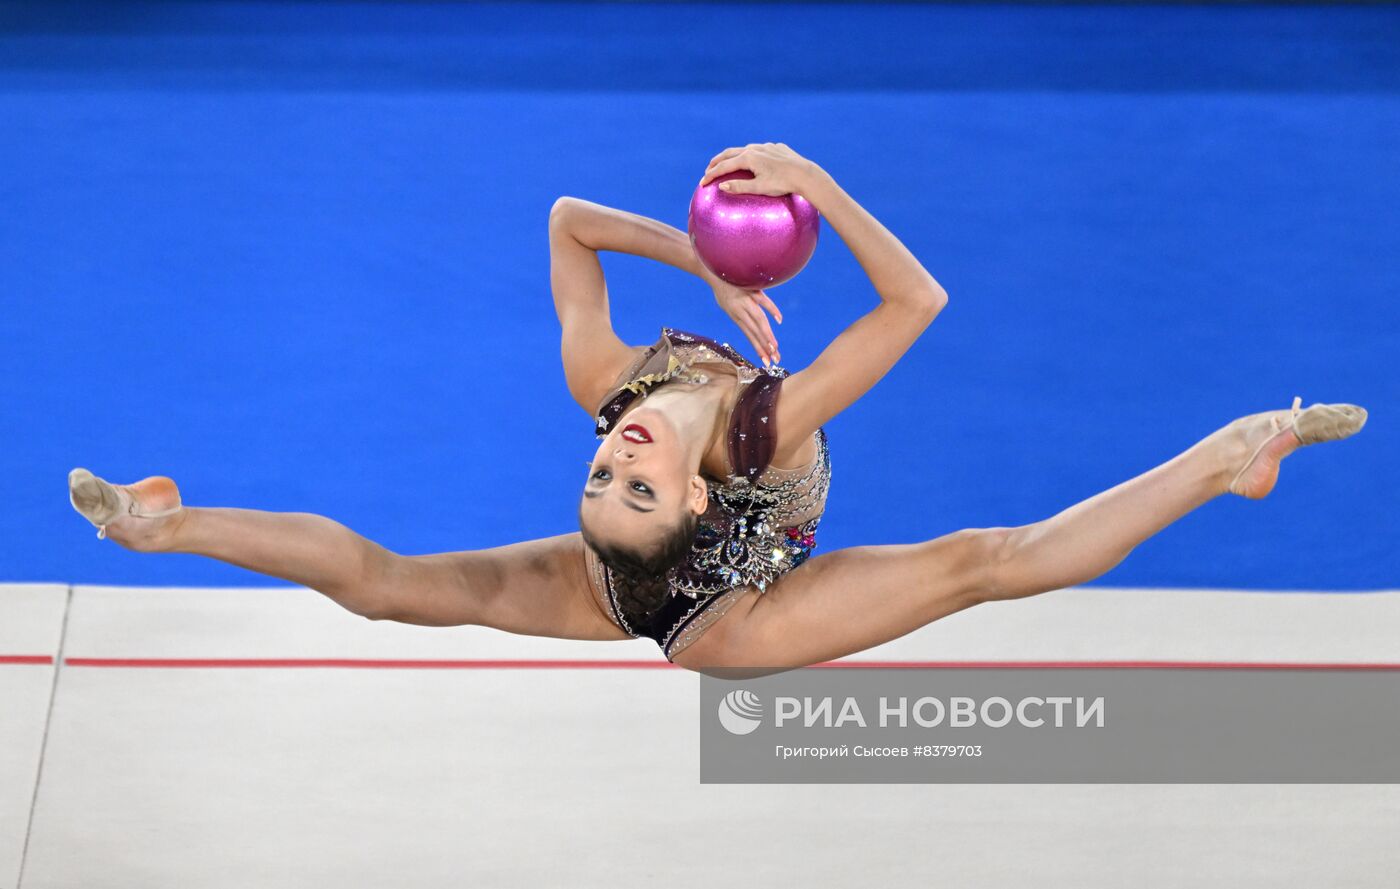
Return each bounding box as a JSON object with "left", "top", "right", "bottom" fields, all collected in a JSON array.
[
  {"left": 706, "top": 143, "right": 766, "bottom": 169},
  {"left": 739, "top": 326, "right": 769, "bottom": 369},
  {"left": 701, "top": 155, "right": 749, "bottom": 186},
  {"left": 720, "top": 179, "right": 790, "bottom": 197},
  {"left": 752, "top": 290, "right": 782, "bottom": 325},
  {"left": 733, "top": 308, "right": 769, "bottom": 368},
  {"left": 701, "top": 143, "right": 798, "bottom": 187},
  {"left": 744, "top": 301, "right": 779, "bottom": 366},
  {"left": 704, "top": 142, "right": 791, "bottom": 174},
  {"left": 718, "top": 290, "right": 783, "bottom": 366},
  {"left": 732, "top": 305, "right": 776, "bottom": 368},
  {"left": 706, "top": 146, "right": 745, "bottom": 169}
]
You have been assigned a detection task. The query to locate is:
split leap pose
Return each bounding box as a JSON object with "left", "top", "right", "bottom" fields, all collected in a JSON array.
[{"left": 69, "top": 143, "right": 1367, "bottom": 673}]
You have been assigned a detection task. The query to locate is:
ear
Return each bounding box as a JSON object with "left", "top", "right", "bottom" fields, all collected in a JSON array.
[{"left": 687, "top": 474, "right": 709, "bottom": 516}]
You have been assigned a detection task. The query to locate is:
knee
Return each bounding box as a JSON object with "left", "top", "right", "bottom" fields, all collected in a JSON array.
[
  {"left": 943, "top": 525, "right": 1021, "bottom": 605},
  {"left": 340, "top": 551, "right": 420, "bottom": 624},
  {"left": 338, "top": 579, "right": 401, "bottom": 623},
  {"left": 362, "top": 550, "right": 507, "bottom": 628}
]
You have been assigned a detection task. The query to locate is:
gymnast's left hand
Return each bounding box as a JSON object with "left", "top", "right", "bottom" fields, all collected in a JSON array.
[
  {"left": 705, "top": 270, "right": 782, "bottom": 368},
  {"left": 700, "top": 142, "right": 820, "bottom": 197}
]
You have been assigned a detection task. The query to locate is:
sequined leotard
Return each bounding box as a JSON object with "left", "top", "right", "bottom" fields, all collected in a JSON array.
[{"left": 583, "top": 328, "right": 832, "bottom": 660}]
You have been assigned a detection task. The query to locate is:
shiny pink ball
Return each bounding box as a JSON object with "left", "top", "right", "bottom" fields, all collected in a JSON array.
[{"left": 688, "top": 170, "right": 820, "bottom": 290}]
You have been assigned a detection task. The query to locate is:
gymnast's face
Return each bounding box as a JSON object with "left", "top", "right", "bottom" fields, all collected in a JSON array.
[{"left": 579, "top": 412, "right": 706, "bottom": 546}]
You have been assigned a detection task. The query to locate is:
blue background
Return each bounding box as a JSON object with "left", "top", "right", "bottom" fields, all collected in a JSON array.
[{"left": 2, "top": 2, "right": 1396, "bottom": 589}]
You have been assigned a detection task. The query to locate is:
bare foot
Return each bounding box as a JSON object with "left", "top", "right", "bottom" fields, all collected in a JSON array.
[
  {"left": 1218, "top": 398, "right": 1368, "bottom": 499},
  {"left": 68, "top": 468, "right": 185, "bottom": 552}
]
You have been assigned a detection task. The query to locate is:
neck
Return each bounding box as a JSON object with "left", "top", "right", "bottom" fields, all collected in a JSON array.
[{"left": 638, "top": 381, "right": 730, "bottom": 468}]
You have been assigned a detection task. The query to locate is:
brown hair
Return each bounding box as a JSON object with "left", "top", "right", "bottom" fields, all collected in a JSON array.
[{"left": 579, "top": 509, "right": 700, "bottom": 586}]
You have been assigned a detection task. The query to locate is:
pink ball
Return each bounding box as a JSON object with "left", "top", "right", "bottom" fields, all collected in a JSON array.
[{"left": 688, "top": 170, "right": 820, "bottom": 290}]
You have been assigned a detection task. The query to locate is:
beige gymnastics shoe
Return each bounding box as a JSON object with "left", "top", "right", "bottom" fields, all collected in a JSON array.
[
  {"left": 1226, "top": 397, "right": 1368, "bottom": 499},
  {"left": 68, "top": 468, "right": 183, "bottom": 539}
]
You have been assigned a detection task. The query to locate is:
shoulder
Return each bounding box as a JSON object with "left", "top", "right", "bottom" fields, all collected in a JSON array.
[
  {"left": 723, "top": 370, "right": 824, "bottom": 479},
  {"left": 744, "top": 368, "right": 820, "bottom": 470},
  {"left": 575, "top": 338, "right": 661, "bottom": 419}
]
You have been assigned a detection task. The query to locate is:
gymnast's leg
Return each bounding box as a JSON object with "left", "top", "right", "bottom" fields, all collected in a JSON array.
[
  {"left": 673, "top": 401, "right": 1366, "bottom": 672},
  {"left": 73, "top": 478, "right": 626, "bottom": 641}
]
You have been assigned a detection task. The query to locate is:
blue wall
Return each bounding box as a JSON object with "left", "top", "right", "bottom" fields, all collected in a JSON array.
[{"left": 3, "top": 2, "right": 1397, "bottom": 589}]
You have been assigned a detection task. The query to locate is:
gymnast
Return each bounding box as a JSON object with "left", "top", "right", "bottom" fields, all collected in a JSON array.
[{"left": 68, "top": 143, "right": 1367, "bottom": 673}]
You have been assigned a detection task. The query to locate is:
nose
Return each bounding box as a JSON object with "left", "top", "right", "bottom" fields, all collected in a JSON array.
[{"left": 613, "top": 447, "right": 635, "bottom": 462}]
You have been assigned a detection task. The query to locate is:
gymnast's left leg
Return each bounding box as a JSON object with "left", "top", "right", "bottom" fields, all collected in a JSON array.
[{"left": 672, "top": 400, "right": 1366, "bottom": 672}]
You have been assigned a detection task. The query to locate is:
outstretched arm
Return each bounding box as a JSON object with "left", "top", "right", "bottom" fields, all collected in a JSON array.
[
  {"left": 550, "top": 197, "right": 783, "bottom": 414},
  {"left": 701, "top": 145, "right": 948, "bottom": 465}
]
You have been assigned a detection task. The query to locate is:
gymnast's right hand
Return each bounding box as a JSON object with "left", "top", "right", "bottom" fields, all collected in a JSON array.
[
  {"left": 700, "top": 142, "right": 819, "bottom": 197},
  {"left": 705, "top": 269, "right": 782, "bottom": 368}
]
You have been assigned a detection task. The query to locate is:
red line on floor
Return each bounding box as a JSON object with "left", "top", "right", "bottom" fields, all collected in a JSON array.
[
  {"left": 57, "top": 657, "right": 1400, "bottom": 671},
  {"left": 809, "top": 660, "right": 1400, "bottom": 671},
  {"left": 0, "top": 655, "right": 53, "bottom": 665},
  {"left": 63, "top": 657, "right": 681, "bottom": 670}
]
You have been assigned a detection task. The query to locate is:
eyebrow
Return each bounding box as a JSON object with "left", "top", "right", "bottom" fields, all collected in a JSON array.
[{"left": 582, "top": 489, "right": 655, "bottom": 513}]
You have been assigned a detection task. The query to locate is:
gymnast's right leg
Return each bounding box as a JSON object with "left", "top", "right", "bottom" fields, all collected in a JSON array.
[
  {"left": 674, "top": 400, "right": 1366, "bottom": 673},
  {"left": 68, "top": 470, "right": 628, "bottom": 641}
]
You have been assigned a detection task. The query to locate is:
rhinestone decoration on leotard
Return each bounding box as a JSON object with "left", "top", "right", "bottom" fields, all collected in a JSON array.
[
  {"left": 670, "top": 429, "right": 830, "bottom": 600},
  {"left": 586, "top": 328, "right": 834, "bottom": 660}
]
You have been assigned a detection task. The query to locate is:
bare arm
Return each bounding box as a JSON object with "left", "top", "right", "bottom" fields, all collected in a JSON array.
[
  {"left": 549, "top": 197, "right": 733, "bottom": 413},
  {"left": 701, "top": 144, "right": 947, "bottom": 464},
  {"left": 550, "top": 196, "right": 786, "bottom": 415},
  {"left": 550, "top": 197, "right": 654, "bottom": 414}
]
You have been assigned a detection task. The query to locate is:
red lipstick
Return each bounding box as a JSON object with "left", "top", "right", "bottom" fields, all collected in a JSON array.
[{"left": 621, "top": 423, "right": 653, "bottom": 444}]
